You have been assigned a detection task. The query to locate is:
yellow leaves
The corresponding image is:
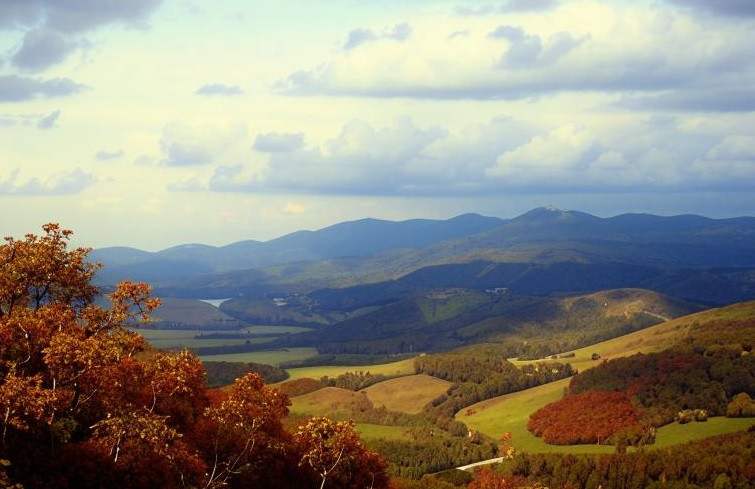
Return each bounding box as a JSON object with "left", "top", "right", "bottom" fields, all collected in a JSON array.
[{"left": 0, "top": 371, "right": 59, "bottom": 435}]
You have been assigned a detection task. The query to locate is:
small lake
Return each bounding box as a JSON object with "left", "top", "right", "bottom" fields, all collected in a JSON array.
[{"left": 198, "top": 298, "right": 232, "bottom": 308}]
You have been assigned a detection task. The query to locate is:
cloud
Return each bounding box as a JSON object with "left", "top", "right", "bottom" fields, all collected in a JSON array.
[
  {"left": 0, "top": 168, "right": 95, "bottom": 195},
  {"left": 706, "top": 136, "right": 755, "bottom": 160},
  {"left": 12, "top": 29, "right": 78, "bottom": 72},
  {"left": 159, "top": 121, "right": 248, "bottom": 167},
  {"left": 665, "top": 0, "right": 755, "bottom": 17},
  {"left": 95, "top": 149, "right": 124, "bottom": 160},
  {"left": 0, "top": 75, "right": 85, "bottom": 102},
  {"left": 343, "top": 22, "right": 412, "bottom": 50},
  {"left": 210, "top": 118, "right": 448, "bottom": 195},
  {"left": 457, "top": 0, "right": 559, "bottom": 15},
  {"left": 0, "top": 0, "right": 165, "bottom": 33},
  {"left": 195, "top": 83, "right": 243, "bottom": 96},
  {"left": 487, "top": 124, "right": 596, "bottom": 181},
  {"left": 274, "top": 4, "right": 753, "bottom": 106},
  {"left": 253, "top": 132, "right": 305, "bottom": 153},
  {"left": 616, "top": 85, "right": 755, "bottom": 112},
  {"left": 36, "top": 109, "right": 60, "bottom": 129}
]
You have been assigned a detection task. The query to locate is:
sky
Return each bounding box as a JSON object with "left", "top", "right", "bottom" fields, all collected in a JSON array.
[{"left": 1, "top": 0, "right": 754, "bottom": 250}]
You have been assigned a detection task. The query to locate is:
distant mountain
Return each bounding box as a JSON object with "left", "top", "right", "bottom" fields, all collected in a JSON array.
[
  {"left": 91, "top": 207, "right": 755, "bottom": 306},
  {"left": 91, "top": 213, "right": 504, "bottom": 286}
]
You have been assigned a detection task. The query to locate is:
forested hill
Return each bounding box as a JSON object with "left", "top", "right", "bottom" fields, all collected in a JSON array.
[{"left": 91, "top": 208, "right": 755, "bottom": 305}]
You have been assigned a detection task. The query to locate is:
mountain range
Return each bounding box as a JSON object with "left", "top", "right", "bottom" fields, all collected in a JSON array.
[{"left": 91, "top": 207, "right": 755, "bottom": 306}]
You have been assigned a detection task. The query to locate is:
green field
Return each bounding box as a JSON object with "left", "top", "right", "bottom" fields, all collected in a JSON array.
[
  {"left": 457, "top": 378, "right": 615, "bottom": 454},
  {"left": 458, "top": 377, "right": 754, "bottom": 455},
  {"left": 135, "top": 326, "right": 312, "bottom": 351},
  {"left": 283, "top": 358, "right": 416, "bottom": 382},
  {"left": 362, "top": 374, "right": 451, "bottom": 414},
  {"left": 653, "top": 417, "right": 754, "bottom": 448},
  {"left": 198, "top": 348, "right": 319, "bottom": 366},
  {"left": 356, "top": 423, "right": 410, "bottom": 441}
]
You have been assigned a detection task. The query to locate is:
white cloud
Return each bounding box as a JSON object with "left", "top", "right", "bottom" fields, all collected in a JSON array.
[
  {"left": 0, "top": 168, "right": 95, "bottom": 195},
  {"left": 159, "top": 121, "right": 248, "bottom": 167}
]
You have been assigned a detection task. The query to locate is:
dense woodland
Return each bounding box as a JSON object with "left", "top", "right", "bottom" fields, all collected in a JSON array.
[{"left": 416, "top": 349, "right": 574, "bottom": 419}]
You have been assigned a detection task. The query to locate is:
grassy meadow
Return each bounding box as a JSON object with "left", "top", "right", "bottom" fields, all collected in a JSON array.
[
  {"left": 361, "top": 374, "right": 452, "bottom": 414},
  {"left": 283, "top": 357, "right": 416, "bottom": 382},
  {"left": 197, "top": 347, "right": 319, "bottom": 366}
]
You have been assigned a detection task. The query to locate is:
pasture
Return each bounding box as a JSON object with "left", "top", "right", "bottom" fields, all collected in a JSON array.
[
  {"left": 361, "top": 374, "right": 452, "bottom": 414},
  {"left": 283, "top": 357, "right": 416, "bottom": 382},
  {"left": 198, "top": 347, "right": 319, "bottom": 366}
]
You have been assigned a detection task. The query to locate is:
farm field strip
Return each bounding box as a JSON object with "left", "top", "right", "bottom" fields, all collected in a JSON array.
[
  {"left": 283, "top": 358, "right": 416, "bottom": 382},
  {"left": 198, "top": 347, "right": 319, "bottom": 366}
]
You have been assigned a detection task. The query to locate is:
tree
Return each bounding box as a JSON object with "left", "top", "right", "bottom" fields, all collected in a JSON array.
[
  {"left": 0, "top": 224, "right": 392, "bottom": 488},
  {"left": 294, "top": 417, "right": 390, "bottom": 489},
  {"left": 0, "top": 224, "right": 205, "bottom": 487}
]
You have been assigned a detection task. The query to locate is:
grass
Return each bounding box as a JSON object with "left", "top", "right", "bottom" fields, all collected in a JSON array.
[
  {"left": 289, "top": 386, "right": 371, "bottom": 417},
  {"left": 361, "top": 374, "right": 452, "bottom": 414},
  {"left": 198, "top": 348, "right": 319, "bottom": 366},
  {"left": 653, "top": 417, "right": 755, "bottom": 448},
  {"left": 283, "top": 358, "right": 416, "bottom": 382},
  {"left": 135, "top": 326, "right": 311, "bottom": 351},
  {"left": 458, "top": 378, "right": 615, "bottom": 454},
  {"left": 356, "top": 423, "right": 410, "bottom": 441}
]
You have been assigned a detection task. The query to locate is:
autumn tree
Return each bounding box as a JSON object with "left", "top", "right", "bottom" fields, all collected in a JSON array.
[
  {"left": 0, "top": 224, "right": 206, "bottom": 487},
  {"left": 294, "top": 417, "right": 390, "bottom": 489},
  {"left": 0, "top": 224, "right": 392, "bottom": 489}
]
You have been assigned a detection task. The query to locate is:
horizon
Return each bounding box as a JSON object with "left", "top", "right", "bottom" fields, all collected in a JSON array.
[
  {"left": 90, "top": 205, "right": 755, "bottom": 252},
  {"left": 2, "top": 0, "right": 754, "bottom": 250}
]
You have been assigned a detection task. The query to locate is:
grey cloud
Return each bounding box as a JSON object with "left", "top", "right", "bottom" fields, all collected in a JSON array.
[
  {"left": 616, "top": 85, "right": 755, "bottom": 112},
  {"left": 457, "top": 0, "right": 558, "bottom": 15},
  {"left": 665, "top": 0, "right": 755, "bottom": 17},
  {"left": 490, "top": 26, "right": 585, "bottom": 68},
  {"left": 0, "top": 167, "right": 95, "bottom": 195},
  {"left": 195, "top": 83, "right": 243, "bottom": 96},
  {"left": 95, "top": 149, "right": 124, "bottom": 160},
  {"left": 343, "top": 23, "right": 412, "bottom": 50},
  {"left": 0, "top": 117, "right": 16, "bottom": 127},
  {"left": 447, "top": 30, "right": 470, "bottom": 40},
  {"left": 13, "top": 0, "right": 166, "bottom": 34},
  {"left": 0, "top": 75, "right": 85, "bottom": 102},
  {"left": 344, "top": 28, "right": 378, "bottom": 50},
  {"left": 161, "top": 142, "right": 212, "bottom": 166},
  {"left": 253, "top": 132, "right": 305, "bottom": 153},
  {"left": 12, "top": 29, "right": 77, "bottom": 72},
  {"left": 202, "top": 116, "right": 755, "bottom": 197},
  {"left": 210, "top": 119, "right": 448, "bottom": 195},
  {"left": 36, "top": 109, "right": 60, "bottom": 129}
]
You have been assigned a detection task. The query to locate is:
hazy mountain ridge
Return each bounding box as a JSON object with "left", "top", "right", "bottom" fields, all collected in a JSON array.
[{"left": 91, "top": 208, "right": 755, "bottom": 305}]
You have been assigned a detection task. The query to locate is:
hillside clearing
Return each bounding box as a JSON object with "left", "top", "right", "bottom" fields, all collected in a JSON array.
[
  {"left": 283, "top": 358, "right": 416, "bottom": 382},
  {"left": 361, "top": 374, "right": 452, "bottom": 414}
]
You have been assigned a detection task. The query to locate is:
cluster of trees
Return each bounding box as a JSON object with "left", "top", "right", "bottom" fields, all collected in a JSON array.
[
  {"left": 568, "top": 350, "right": 754, "bottom": 426},
  {"left": 203, "top": 360, "right": 289, "bottom": 387},
  {"left": 527, "top": 391, "right": 651, "bottom": 446},
  {"left": 416, "top": 349, "right": 573, "bottom": 420},
  {"left": 0, "top": 225, "right": 390, "bottom": 489},
  {"left": 499, "top": 429, "right": 755, "bottom": 489},
  {"left": 320, "top": 370, "right": 397, "bottom": 391}
]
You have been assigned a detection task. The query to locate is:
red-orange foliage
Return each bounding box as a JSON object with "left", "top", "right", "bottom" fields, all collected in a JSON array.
[
  {"left": 0, "top": 224, "right": 392, "bottom": 489},
  {"left": 468, "top": 467, "right": 531, "bottom": 489},
  {"left": 527, "top": 390, "right": 642, "bottom": 445}
]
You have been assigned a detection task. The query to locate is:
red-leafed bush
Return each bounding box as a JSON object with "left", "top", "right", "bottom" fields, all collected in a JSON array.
[{"left": 527, "top": 390, "right": 642, "bottom": 445}]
